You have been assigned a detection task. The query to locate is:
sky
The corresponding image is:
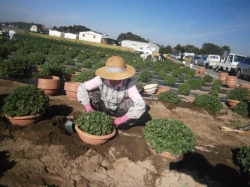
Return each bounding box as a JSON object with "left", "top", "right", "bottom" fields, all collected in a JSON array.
[{"left": 1, "top": 0, "right": 250, "bottom": 55}]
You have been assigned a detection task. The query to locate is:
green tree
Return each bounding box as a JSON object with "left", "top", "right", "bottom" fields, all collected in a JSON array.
[
  {"left": 220, "top": 46, "right": 231, "bottom": 56},
  {"left": 200, "top": 43, "right": 221, "bottom": 55},
  {"left": 117, "top": 32, "right": 148, "bottom": 42},
  {"left": 174, "top": 44, "right": 182, "bottom": 53}
]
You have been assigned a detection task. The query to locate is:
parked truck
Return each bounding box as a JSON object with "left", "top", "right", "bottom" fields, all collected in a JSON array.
[
  {"left": 213, "top": 53, "right": 246, "bottom": 74},
  {"left": 135, "top": 46, "right": 154, "bottom": 55}
]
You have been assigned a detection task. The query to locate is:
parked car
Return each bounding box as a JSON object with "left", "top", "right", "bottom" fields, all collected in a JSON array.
[
  {"left": 197, "top": 57, "right": 207, "bottom": 66},
  {"left": 207, "top": 54, "right": 221, "bottom": 69},
  {"left": 191, "top": 56, "right": 200, "bottom": 65},
  {"left": 236, "top": 57, "right": 250, "bottom": 78}
]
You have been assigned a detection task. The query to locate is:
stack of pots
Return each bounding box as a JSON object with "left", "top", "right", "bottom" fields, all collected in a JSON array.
[
  {"left": 226, "top": 76, "right": 237, "bottom": 88},
  {"left": 219, "top": 72, "right": 228, "bottom": 85},
  {"left": 143, "top": 84, "right": 158, "bottom": 94}
]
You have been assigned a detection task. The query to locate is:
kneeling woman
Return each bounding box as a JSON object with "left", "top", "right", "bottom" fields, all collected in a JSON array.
[{"left": 77, "top": 56, "right": 146, "bottom": 127}]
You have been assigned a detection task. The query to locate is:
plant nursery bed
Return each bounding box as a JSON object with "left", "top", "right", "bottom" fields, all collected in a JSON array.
[{"left": 0, "top": 78, "right": 250, "bottom": 187}]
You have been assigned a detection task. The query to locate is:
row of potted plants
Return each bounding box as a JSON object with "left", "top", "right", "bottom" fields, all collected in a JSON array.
[{"left": 2, "top": 84, "right": 197, "bottom": 161}]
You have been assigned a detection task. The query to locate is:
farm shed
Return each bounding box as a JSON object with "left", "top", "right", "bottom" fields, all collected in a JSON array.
[
  {"left": 49, "top": 29, "right": 64, "bottom": 38},
  {"left": 30, "top": 25, "right": 37, "bottom": 32},
  {"left": 121, "top": 40, "right": 159, "bottom": 53},
  {"left": 79, "top": 31, "right": 102, "bottom": 43},
  {"left": 101, "top": 35, "right": 119, "bottom": 45},
  {"left": 64, "top": 33, "right": 78, "bottom": 40}
]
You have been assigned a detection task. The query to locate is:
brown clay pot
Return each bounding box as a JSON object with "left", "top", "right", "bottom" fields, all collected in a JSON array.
[
  {"left": 219, "top": 72, "right": 228, "bottom": 84},
  {"left": 75, "top": 125, "right": 116, "bottom": 145},
  {"left": 64, "top": 82, "right": 81, "bottom": 100},
  {"left": 36, "top": 76, "right": 60, "bottom": 96},
  {"left": 198, "top": 67, "right": 205, "bottom": 74},
  {"left": 146, "top": 142, "right": 182, "bottom": 161},
  {"left": 227, "top": 99, "right": 240, "bottom": 108},
  {"left": 156, "top": 86, "right": 170, "bottom": 95},
  {"left": 239, "top": 83, "right": 250, "bottom": 90},
  {"left": 226, "top": 76, "right": 237, "bottom": 88},
  {"left": 5, "top": 113, "right": 43, "bottom": 126}
]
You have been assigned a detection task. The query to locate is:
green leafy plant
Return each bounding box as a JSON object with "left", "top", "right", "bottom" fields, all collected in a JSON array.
[
  {"left": 3, "top": 85, "right": 50, "bottom": 117},
  {"left": 71, "top": 69, "right": 95, "bottom": 82},
  {"left": 75, "top": 111, "right": 113, "bottom": 136},
  {"left": 82, "top": 60, "right": 92, "bottom": 68},
  {"left": 193, "top": 94, "right": 223, "bottom": 112},
  {"left": 138, "top": 69, "right": 153, "bottom": 82},
  {"left": 1, "top": 55, "right": 35, "bottom": 78},
  {"left": 213, "top": 80, "right": 223, "bottom": 87},
  {"left": 164, "top": 75, "right": 176, "bottom": 85},
  {"left": 237, "top": 146, "right": 250, "bottom": 175},
  {"left": 203, "top": 74, "right": 213, "bottom": 83},
  {"left": 227, "top": 87, "right": 249, "bottom": 101},
  {"left": 157, "top": 91, "right": 180, "bottom": 104},
  {"left": 63, "top": 66, "right": 75, "bottom": 75},
  {"left": 233, "top": 101, "right": 249, "bottom": 116},
  {"left": 142, "top": 118, "right": 197, "bottom": 155},
  {"left": 186, "top": 78, "right": 205, "bottom": 90},
  {"left": 178, "top": 83, "right": 191, "bottom": 95},
  {"left": 28, "top": 52, "right": 46, "bottom": 65}
]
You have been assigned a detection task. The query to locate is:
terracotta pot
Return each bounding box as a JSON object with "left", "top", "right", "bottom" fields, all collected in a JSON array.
[
  {"left": 219, "top": 72, "right": 228, "bottom": 84},
  {"left": 227, "top": 99, "right": 240, "bottom": 108},
  {"left": 146, "top": 142, "right": 182, "bottom": 161},
  {"left": 75, "top": 125, "right": 116, "bottom": 145},
  {"left": 64, "top": 82, "right": 81, "bottom": 100},
  {"left": 240, "top": 83, "right": 250, "bottom": 90},
  {"left": 226, "top": 76, "right": 237, "bottom": 88},
  {"left": 198, "top": 67, "right": 205, "bottom": 74},
  {"left": 36, "top": 76, "right": 60, "bottom": 96},
  {"left": 5, "top": 113, "right": 43, "bottom": 126},
  {"left": 156, "top": 86, "right": 170, "bottom": 95}
]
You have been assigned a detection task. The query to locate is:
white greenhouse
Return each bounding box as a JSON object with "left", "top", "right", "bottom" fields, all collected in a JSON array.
[
  {"left": 64, "top": 33, "right": 78, "bottom": 40},
  {"left": 49, "top": 30, "right": 64, "bottom": 37},
  {"left": 121, "top": 40, "right": 159, "bottom": 53},
  {"left": 79, "top": 31, "right": 102, "bottom": 43}
]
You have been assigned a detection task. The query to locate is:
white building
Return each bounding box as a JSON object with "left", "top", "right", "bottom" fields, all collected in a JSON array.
[
  {"left": 64, "top": 33, "right": 78, "bottom": 40},
  {"left": 49, "top": 29, "right": 64, "bottom": 37},
  {"left": 79, "top": 31, "right": 102, "bottom": 43},
  {"left": 121, "top": 40, "right": 159, "bottom": 53},
  {"left": 30, "top": 25, "right": 37, "bottom": 32}
]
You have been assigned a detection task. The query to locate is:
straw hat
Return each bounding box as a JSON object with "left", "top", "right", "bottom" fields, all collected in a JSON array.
[{"left": 96, "top": 56, "right": 136, "bottom": 80}]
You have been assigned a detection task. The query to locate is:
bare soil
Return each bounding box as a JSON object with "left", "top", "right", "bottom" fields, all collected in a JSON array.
[{"left": 0, "top": 76, "right": 250, "bottom": 187}]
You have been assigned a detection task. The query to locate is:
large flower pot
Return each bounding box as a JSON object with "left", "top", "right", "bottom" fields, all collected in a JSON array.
[
  {"left": 36, "top": 76, "right": 60, "bottom": 96},
  {"left": 156, "top": 86, "right": 170, "bottom": 95},
  {"left": 240, "top": 83, "right": 250, "bottom": 90},
  {"left": 75, "top": 125, "right": 116, "bottom": 145},
  {"left": 146, "top": 142, "right": 182, "bottom": 161},
  {"left": 227, "top": 99, "right": 240, "bottom": 108},
  {"left": 5, "top": 113, "right": 43, "bottom": 126},
  {"left": 198, "top": 67, "right": 205, "bottom": 74},
  {"left": 219, "top": 72, "right": 228, "bottom": 84},
  {"left": 226, "top": 76, "right": 237, "bottom": 88},
  {"left": 64, "top": 82, "right": 81, "bottom": 100}
]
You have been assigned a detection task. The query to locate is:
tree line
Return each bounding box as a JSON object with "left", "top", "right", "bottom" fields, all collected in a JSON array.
[{"left": 1, "top": 22, "right": 231, "bottom": 56}]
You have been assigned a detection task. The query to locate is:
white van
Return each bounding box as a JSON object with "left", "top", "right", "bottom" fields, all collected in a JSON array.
[{"left": 207, "top": 54, "right": 220, "bottom": 69}]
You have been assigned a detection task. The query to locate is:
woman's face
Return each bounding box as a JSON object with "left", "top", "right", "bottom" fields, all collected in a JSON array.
[{"left": 109, "top": 80, "right": 121, "bottom": 87}]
